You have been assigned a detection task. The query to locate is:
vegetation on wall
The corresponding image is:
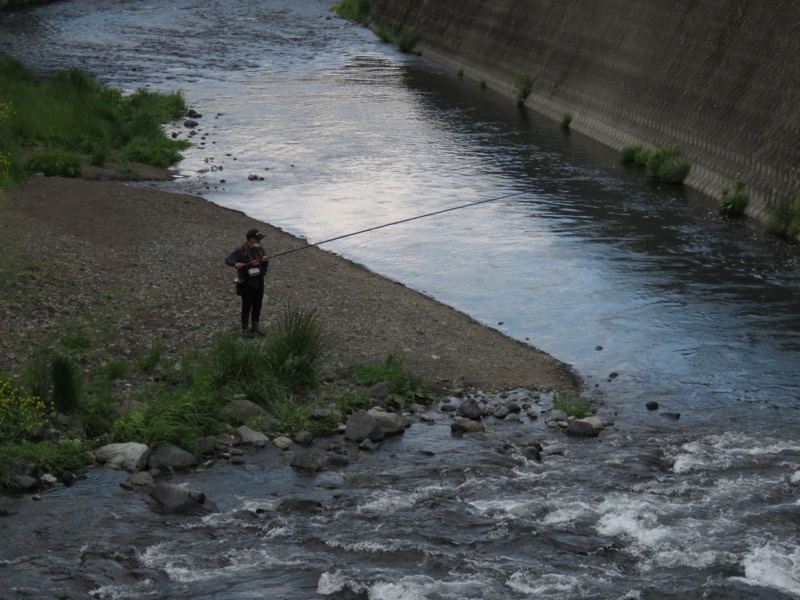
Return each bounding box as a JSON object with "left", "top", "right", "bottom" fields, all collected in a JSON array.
[
  {"left": 766, "top": 197, "right": 800, "bottom": 239},
  {"left": 719, "top": 180, "right": 749, "bottom": 216},
  {"left": 331, "top": 0, "right": 374, "bottom": 25},
  {"left": 621, "top": 144, "right": 691, "bottom": 185},
  {"left": 514, "top": 72, "right": 536, "bottom": 106}
]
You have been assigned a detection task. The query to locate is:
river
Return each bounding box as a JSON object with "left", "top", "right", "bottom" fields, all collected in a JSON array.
[{"left": 1, "top": 1, "right": 799, "bottom": 598}]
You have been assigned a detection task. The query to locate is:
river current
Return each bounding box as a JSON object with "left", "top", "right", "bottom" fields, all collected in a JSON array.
[{"left": 1, "top": 1, "right": 799, "bottom": 598}]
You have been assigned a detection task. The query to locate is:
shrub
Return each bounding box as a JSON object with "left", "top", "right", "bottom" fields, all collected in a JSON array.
[
  {"left": 719, "top": 180, "right": 749, "bottom": 216},
  {"left": 0, "top": 377, "right": 52, "bottom": 442},
  {"left": 645, "top": 146, "right": 691, "bottom": 184},
  {"left": 514, "top": 72, "right": 536, "bottom": 105},
  {"left": 0, "top": 437, "right": 90, "bottom": 490},
  {"left": 552, "top": 390, "right": 593, "bottom": 418},
  {"left": 26, "top": 149, "right": 83, "bottom": 177}
]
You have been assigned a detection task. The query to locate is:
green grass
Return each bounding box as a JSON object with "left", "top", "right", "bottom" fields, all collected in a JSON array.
[
  {"left": 353, "top": 352, "right": 434, "bottom": 404},
  {"left": 0, "top": 55, "right": 190, "bottom": 187},
  {"left": 0, "top": 437, "right": 90, "bottom": 490},
  {"left": 719, "top": 180, "right": 749, "bottom": 216},
  {"left": 332, "top": 0, "right": 373, "bottom": 25},
  {"left": 51, "top": 353, "right": 83, "bottom": 414},
  {"left": 621, "top": 145, "right": 691, "bottom": 184},
  {"left": 514, "top": 72, "right": 536, "bottom": 106},
  {"left": 560, "top": 112, "right": 573, "bottom": 130},
  {"left": 552, "top": 390, "right": 593, "bottom": 418},
  {"left": 766, "top": 197, "right": 800, "bottom": 239}
]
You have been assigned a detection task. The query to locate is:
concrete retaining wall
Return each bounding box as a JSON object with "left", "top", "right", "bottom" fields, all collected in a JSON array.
[{"left": 370, "top": 0, "right": 800, "bottom": 220}]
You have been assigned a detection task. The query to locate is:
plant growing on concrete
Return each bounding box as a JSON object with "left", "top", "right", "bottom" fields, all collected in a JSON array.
[
  {"left": 719, "top": 180, "right": 749, "bottom": 216},
  {"left": 645, "top": 146, "right": 691, "bottom": 184},
  {"left": 765, "top": 197, "right": 800, "bottom": 239},
  {"left": 396, "top": 27, "right": 418, "bottom": 52},
  {"left": 479, "top": 79, "right": 487, "bottom": 89},
  {"left": 560, "top": 112, "right": 573, "bottom": 130},
  {"left": 332, "top": 0, "right": 373, "bottom": 25},
  {"left": 552, "top": 390, "right": 593, "bottom": 418},
  {"left": 514, "top": 72, "right": 536, "bottom": 105},
  {"left": 620, "top": 145, "right": 650, "bottom": 166}
]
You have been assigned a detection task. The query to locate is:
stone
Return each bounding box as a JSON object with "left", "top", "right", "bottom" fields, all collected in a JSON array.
[
  {"left": 148, "top": 483, "right": 219, "bottom": 515},
  {"left": 290, "top": 450, "right": 321, "bottom": 472},
  {"left": 451, "top": 416, "right": 485, "bottom": 433},
  {"left": 128, "top": 471, "right": 155, "bottom": 488},
  {"left": 273, "top": 436, "right": 293, "bottom": 450},
  {"left": 367, "top": 407, "right": 408, "bottom": 435},
  {"left": 566, "top": 419, "right": 599, "bottom": 437},
  {"left": 345, "top": 410, "right": 384, "bottom": 443},
  {"left": 294, "top": 430, "right": 314, "bottom": 445},
  {"left": 148, "top": 443, "right": 198, "bottom": 471},
  {"left": 457, "top": 398, "right": 483, "bottom": 420},
  {"left": 646, "top": 401, "right": 659, "bottom": 411},
  {"left": 94, "top": 442, "right": 149, "bottom": 472},
  {"left": 227, "top": 398, "right": 268, "bottom": 418},
  {"left": 237, "top": 425, "right": 268, "bottom": 447}
]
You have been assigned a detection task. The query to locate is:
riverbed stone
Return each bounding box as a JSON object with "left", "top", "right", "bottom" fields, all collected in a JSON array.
[
  {"left": 451, "top": 416, "right": 485, "bottom": 433},
  {"left": 148, "top": 443, "right": 198, "bottom": 471},
  {"left": 94, "top": 442, "right": 149, "bottom": 472},
  {"left": 290, "top": 450, "right": 322, "bottom": 473},
  {"left": 237, "top": 425, "right": 268, "bottom": 447},
  {"left": 367, "top": 407, "right": 408, "bottom": 435},
  {"left": 345, "top": 410, "right": 385, "bottom": 443},
  {"left": 148, "top": 483, "right": 219, "bottom": 515},
  {"left": 273, "top": 436, "right": 293, "bottom": 450},
  {"left": 228, "top": 397, "right": 268, "bottom": 418},
  {"left": 566, "top": 419, "right": 599, "bottom": 437},
  {"left": 457, "top": 398, "right": 483, "bottom": 420}
]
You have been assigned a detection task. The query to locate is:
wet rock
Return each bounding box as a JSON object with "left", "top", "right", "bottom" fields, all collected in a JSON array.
[
  {"left": 196, "top": 436, "right": 216, "bottom": 455},
  {"left": 367, "top": 407, "right": 408, "bottom": 435},
  {"left": 646, "top": 401, "right": 659, "bottom": 411},
  {"left": 451, "top": 416, "right": 485, "bottom": 433},
  {"left": 38, "top": 473, "right": 59, "bottom": 488},
  {"left": 127, "top": 471, "right": 155, "bottom": 489},
  {"left": 237, "top": 425, "right": 268, "bottom": 447},
  {"left": 148, "top": 443, "right": 197, "bottom": 471},
  {"left": 148, "top": 483, "right": 219, "bottom": 515},
  {"left": 94, "top": 442, "right": 149, "bottom": 472},
  {"left": 660, "top": 412, "right": 681, "bottom": 420},
  {"left": 290, "top": 450, "right": 321, "bottom": 473},
  {"left": 277, "top": 497, "right": 322, "bottom": 515},
  {"left": 183, "top": 119, "right": 199, "bottom": 128},
  {"left": 345, "top": 410, "right": 385, "bottom": 443},
  {"left": 294, "top": 429, "right": 314, "bottom": 445},
  {"left": 566, "top": 419, "right": 599, "bottom": 437},
  {"left": 457, "top": 398, "right": 483, "bottom": 420},
  {"left": 493, "top": 405, "right": 509, "bottom": 419}
]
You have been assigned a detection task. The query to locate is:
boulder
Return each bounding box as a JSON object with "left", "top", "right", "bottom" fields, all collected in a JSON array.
[
  {"left": 345, "top": 410, "right": 384, "bottom": 443},
  {"left": 451, "top": 416, "right": 485, "bottom": 433},
  {"left": 227, "top": 398, "right": 268, "bottom": 419},
  {"left": 148, "top": 443, "right": 198, "bottom": 471},
  {"left": 457, "top": 399, "right": 483, "bottom": 420},
  {"left": 148, "top": 483, "right": 218, "bottom": 515},
  {"left": 290, "top": 450, "right": 322, "bottom": 473},
  {"left": 566, "top": 419, "right": 599, "bottom": 437},
  {"left": 367, "top": 407, "right": 408, "bottom": 435},
  {"left": 94, "top": 442, "right": 149, "bottom": 472}
]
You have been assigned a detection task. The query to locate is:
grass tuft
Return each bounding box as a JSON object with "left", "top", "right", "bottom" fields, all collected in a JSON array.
[{"left": 552, "top": 390, "right": 593, "bottom": 418}]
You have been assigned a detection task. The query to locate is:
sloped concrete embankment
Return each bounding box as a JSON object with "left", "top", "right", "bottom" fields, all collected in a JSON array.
[{"left": 370, "top": 0, "right": 800, "bottom": 220}]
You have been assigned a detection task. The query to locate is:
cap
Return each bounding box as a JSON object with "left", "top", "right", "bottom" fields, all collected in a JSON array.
[{"left": 246, "top": 228, "right": 265, "bottom": 241}]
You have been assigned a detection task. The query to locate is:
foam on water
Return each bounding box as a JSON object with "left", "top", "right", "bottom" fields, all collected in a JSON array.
[{"left": 740, "top": 542, "right": 800, "bottom": 596}]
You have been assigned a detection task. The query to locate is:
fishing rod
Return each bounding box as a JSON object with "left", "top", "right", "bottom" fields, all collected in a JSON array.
[{"left": 269, "top": 190, "right": 528, "bottom": 259}]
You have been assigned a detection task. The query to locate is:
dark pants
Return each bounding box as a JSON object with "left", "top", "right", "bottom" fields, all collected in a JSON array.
[{"left": 240, "top": 277, "right": 264, "bottom": 329}]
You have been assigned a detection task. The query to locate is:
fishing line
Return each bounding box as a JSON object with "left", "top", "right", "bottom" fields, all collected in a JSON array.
[{"left": 269, "top": 189, "right": 528, "bottom": 259}]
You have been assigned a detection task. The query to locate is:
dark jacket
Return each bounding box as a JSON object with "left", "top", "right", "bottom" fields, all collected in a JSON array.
[{"left": 226, "top": 243, "right": 269, "bottom": 286}]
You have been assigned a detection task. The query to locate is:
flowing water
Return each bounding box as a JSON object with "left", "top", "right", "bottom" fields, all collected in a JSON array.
[{"left": 2, "top": 1, "right": 800, "bottom": 598}]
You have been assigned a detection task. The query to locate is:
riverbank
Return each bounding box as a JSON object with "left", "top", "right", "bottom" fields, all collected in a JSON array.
[{"left": 0, "top": 174, "right": 579, "bottom": 394}]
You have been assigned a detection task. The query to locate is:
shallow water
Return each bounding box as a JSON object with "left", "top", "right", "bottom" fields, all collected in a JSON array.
[{"left": 2, "top": 1, "right": 800, "bottom": 598}]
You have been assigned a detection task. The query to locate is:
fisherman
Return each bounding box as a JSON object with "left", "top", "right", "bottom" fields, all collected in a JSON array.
[{"left": 226, "top": 228, "right": 270, "bottom": 337}]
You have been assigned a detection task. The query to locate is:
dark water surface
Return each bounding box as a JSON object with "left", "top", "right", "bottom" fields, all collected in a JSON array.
[{"left": 2, "top": 1, "right": 799, "bottom": 598}]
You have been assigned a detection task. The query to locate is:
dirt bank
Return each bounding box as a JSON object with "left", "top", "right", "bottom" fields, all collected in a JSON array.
[{"left": 0, "top": 175, "right": 579, "bottom": 394}]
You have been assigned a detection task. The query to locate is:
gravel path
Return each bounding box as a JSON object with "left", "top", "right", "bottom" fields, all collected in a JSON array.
[{"left": 0, "top": 175, "right": 579, "bottom": 394}]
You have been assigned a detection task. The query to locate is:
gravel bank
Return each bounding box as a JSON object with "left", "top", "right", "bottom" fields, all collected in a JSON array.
[{"left": 0, "top": 175, "right": 580, "bottom": 394}]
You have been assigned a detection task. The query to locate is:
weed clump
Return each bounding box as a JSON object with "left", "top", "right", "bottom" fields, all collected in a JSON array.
[
  {"left": 620, "top": 144, "right": 691, "bottom": 184},
  {"left": 719, "top": 180, "right": 749, "bottom": 216},
  {"left": 766, "top": 197, "right": 800, "bottom": 239},
  {"left": 514, "top": 72, "right": 536, "bottom": 106},
  {"left": 552, "top": 390, "right": 593, "bottom": 418}
]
